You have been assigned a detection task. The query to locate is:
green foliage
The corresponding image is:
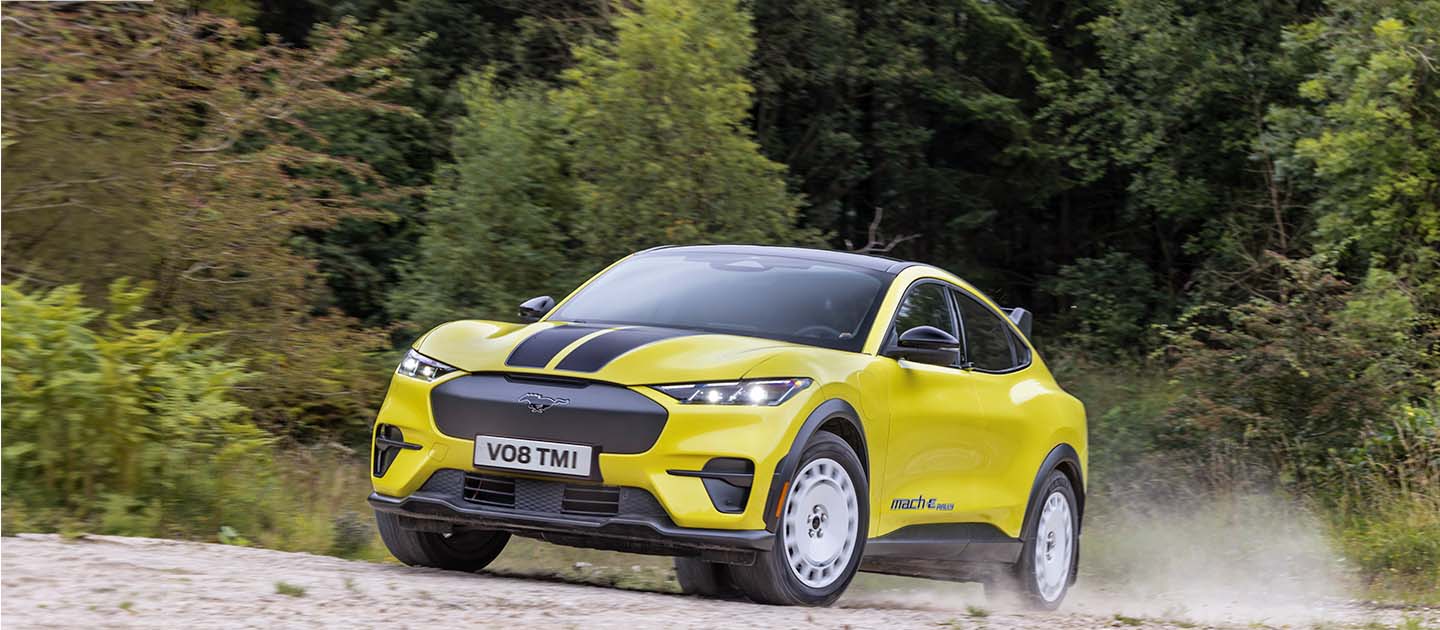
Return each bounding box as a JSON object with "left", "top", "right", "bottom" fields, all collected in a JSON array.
[
  {"left": 748, "top": 0, "right": 1061, "bottom": 278},
  {"left": 1, "top": 281, "right": 263, "bottom": 529},
  {"left": 390, "top": 0, "right": 817, "bottom": 327},
  {"left": 1045, "top": 252, "right": 1165, "bottom": 355},
  {"left": 1333, "top": 401, "right": 1440, "bottom": 600},
  {"left": 1, "top": 5, "right": 407, "bottom": 437},
  {"left": 390, "top": 72, "right": 580, "bottom": 327},
  {"left": 557, "top": 0, "right": 816, "bottom": 263},
  {"left": 275, "top": 581, "right": 308, "bottom": 597},
  {"left": 3, "top": 0, "right": 1440, "bottom": 597},
  {"left": 1162, "top": 258, "right": 1438, "bottom": 486},
  {"left": 218, "top": 525, "right": 252, "bottom": 547},
  {"left": 1, "top": 282, "right": 387, "bottom": 559},
  {"left": 1266, "top": 0, "right": 1440, "bottom": 283},
  {"left": 1042, "top": 0, "right": 1314, "bottom": 307}
]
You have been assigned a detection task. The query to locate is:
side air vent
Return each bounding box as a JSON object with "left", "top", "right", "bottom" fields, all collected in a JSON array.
[{"left": 372, "top": 424, "right": 419, "bottom": 477}]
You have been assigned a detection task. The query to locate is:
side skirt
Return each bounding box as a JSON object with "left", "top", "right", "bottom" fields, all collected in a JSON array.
[{"left": 859, "top": 523, "right": 1022, "bottom": 583}]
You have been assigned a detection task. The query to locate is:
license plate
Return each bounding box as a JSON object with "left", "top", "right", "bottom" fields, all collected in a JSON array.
[{"left": 473, "top": 435, "right": 592, "bottom": 477}]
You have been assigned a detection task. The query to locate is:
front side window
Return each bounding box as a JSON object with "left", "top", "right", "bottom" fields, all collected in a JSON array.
[
  {"left": 550, "top": 252, "right": 890, "bottom": 351},
  {"left": 891, "top": 282, "right": 956, "bottom": 341},
  {"left": 954, "top": 291, "right": 1019, "bottom": 371}
]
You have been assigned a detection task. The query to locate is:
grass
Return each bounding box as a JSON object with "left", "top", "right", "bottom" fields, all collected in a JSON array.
[
  {"left": 1335, "top": 489, "right": 1440, "bottom": 605},
  {"left": 274, "top": 581, "right": 307, "bottom": 598},
  {"left": 118, "top": 601, "right": 134, "bottom": 612},
  {"left": 1113, "top": 613, "right": 1144, "bottom": 626},
  {"left": 1, "top": 448, "right": 391, "bottom": 564},
  {"left": 965, "top": 605, "right": 990, "bottom": 618}
]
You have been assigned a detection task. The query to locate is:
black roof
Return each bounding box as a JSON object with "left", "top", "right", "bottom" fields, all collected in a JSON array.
[{"left": 636, "top": 244, "right": 921, "bottom": 274}]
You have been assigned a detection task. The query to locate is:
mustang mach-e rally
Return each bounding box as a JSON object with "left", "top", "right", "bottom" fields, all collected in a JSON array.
[{"left": 370, "top": 245, "right": 1087, "bottom": 608}]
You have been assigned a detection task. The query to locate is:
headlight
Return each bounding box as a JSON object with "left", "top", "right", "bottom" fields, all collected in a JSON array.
[
  {"left": 397, "top": 349, "right": 459, "bottom": 382},
  {"left": 653, "top": 378, "right": 812, "bottom": 406}
]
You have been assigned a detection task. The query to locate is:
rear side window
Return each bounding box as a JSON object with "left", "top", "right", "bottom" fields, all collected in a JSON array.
[
  {"left": 892, "top": 283, "right": 956, "bottom": 339},
  {"left": 954, "top": 291, "right": 1019, "bottom": 371}
]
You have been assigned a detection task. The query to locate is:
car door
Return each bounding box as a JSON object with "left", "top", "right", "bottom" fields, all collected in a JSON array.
[
  {"left": 874, "top": 280, "right": 989, "bottom": 534},
  {"left": 950, "top": 288, "right": 1036, "bottom": 534}
]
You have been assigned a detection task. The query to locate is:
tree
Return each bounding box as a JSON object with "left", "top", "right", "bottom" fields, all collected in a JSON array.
[
  {"left": 1265, "top": 0, "right": 1440, "bottom": 299},
  {"left": 1041, "top": 0, "right": 1320, "bottom": 318},
  {"left": 390, "top": 72, "right": 580, "bottom": 328},
  {"left": 749, "top": 0, "right": 1063, "bottom": 299},
  {"left": 556, "top": 0, "right": 815, "bottom": 264},
  {"left": 2, "top": 5, "right": 408, "bottom": 436},
  {"left": 389, "top": 0, "right": 816, "bottom": 328}
]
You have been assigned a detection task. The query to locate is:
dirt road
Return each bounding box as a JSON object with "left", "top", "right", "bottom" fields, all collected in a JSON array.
[{"left": 1, "top": 534, "right": 1431, "bottom": 629}]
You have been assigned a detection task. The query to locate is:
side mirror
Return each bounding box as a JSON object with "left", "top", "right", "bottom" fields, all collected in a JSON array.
[
  {"left": 886, "top": 325, "right": 961, "bottom": 366},
  {"left": 518, "top": 295, "right": 555, "bottom": 323},
  {"left": 1003, "top": 307, "right": 1033, "bottom": 339}
]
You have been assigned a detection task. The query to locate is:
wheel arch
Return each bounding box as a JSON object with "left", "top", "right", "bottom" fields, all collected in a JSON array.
[
  {"left": 1021, "top": 443, "right": 1085, "bottom": 538},
  {"left": 762, "top": 398, "right": 868, "bottom": 532}
]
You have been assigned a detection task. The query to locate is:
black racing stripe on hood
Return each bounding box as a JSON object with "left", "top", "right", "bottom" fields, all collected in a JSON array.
[
  {"left": 505, "top": 324, "right": 608, "bottom": 368},
  {"left": 554, "top": 327, "right": 699, "bottom": 373}
]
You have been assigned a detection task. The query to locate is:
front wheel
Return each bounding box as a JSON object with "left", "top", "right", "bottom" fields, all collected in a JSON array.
[
  {"left": 375, "top": 510, "right": 509, "bottom": 572},
  {"left": 989, "top": 470, "right": 1079, "bottom": 610},
  {"left": 728, "top": 431, "right": 868, "bottom": 606}
]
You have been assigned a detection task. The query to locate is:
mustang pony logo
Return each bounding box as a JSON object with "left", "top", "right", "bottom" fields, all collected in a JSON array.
[{"left": 518, "top": 392, "right": 569, "bottom": 414}]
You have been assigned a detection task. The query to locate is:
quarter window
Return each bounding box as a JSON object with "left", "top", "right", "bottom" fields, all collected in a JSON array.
[{"left": 954, "top": 292, "right": 1018, "bottom": 371}]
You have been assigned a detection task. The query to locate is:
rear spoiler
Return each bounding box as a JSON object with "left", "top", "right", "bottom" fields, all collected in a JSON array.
[{"left": 1002, "top": 307, "right": 1033, "bottom": 340}]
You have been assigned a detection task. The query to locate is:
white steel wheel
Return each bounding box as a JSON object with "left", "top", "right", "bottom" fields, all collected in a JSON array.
[
  {"left": 781, "top": 457, "right": 860, "bottom": 589},
  {"left": 1032, "top": 490, "right": 1075, "bottom": 603}
]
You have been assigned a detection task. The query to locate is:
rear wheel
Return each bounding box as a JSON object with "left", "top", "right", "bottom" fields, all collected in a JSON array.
[
  {"left": 674, "top": 557, "right": 740, "bottom": 598},
  {"left": 729, "top": 432, "right": 867, "bottom": 606},
  {"left": 988, "top": 470, "right": 1078, "bottom": 610},
  {"left": 375, "top": 510, "right": 509, "bottom": 572}
]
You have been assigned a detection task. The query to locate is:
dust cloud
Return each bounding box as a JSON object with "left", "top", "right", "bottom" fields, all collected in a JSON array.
[
  {"left": 1066, "top": 492, "right": 1354, "bottom": 625},
  {"left": 846, "top": 493, "right": 1364, "bottom": 626}
]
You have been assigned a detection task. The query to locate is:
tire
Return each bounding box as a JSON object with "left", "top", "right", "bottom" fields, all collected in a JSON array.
[
  {"left": 729, "top": 431, "right": 868, "bottom": 606},
  {"left": 674, "top": 557, "right": 740, "bottom": 599},
  {"left": 375, "top": 510, "right": 510, "bottom": 572},
  {"left": 990, "top": 470, "right": 1079, "bottom": 611}
]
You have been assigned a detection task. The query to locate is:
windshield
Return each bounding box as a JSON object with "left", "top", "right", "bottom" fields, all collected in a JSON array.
[{"left": 550, "top": 252, "right": 892, "bottom": 352}]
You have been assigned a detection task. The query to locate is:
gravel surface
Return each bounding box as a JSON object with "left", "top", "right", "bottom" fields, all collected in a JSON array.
[{"left": 1, "top": 534, "right": 1433, "bottom": 629}]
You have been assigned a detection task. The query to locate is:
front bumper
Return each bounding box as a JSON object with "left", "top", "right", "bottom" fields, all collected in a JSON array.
[
  {"left": 369, "top": 468, "right": 773, "bottom": 559},
  {"left": 371, "top": 371, "right": 814, "bottom": 533}
]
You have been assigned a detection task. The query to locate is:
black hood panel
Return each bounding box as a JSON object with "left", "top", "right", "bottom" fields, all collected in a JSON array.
[{"left": 430, "top": 374, "right": 668, "bottom": 455}]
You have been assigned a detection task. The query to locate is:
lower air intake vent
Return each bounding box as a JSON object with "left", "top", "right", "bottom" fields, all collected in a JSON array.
[
  {"left": 433, "top": 470, "right": 668, "bottom": 521},
  {"left": 561, "top": 485, "right": 621, "bottom": 516},
  {"left": 463, "top": 474, "right": 516, "bottom": 508}
]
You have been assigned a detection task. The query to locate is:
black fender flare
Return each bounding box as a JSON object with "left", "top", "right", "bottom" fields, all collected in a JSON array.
[
  {"left": 762, "top": 398, "right": 868, "bottom": 532},
  {"left": 1020, "top": 443, "right": 1085, "bottom": 538}
]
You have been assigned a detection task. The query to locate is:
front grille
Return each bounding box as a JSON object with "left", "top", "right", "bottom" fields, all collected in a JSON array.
[
  {"left": 419, "top": 469, "right": 669, "bottom": 521},
  {"left": 429, "top": 374, "right": 668, "bottom": 454}
]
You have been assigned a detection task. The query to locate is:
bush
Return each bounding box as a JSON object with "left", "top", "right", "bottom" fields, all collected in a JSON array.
[
  {"left": 2, "top": 280, "right": 269, "bottom": 532},
  {"left": 1160, "top": 258, "right": 1439, "bottom": 488},
  {"left": 2, "top": 280, "right": 387, "bottom": 558},
  {"left": 1332, "top": 402, "right": 1440, "bottom": 600}
]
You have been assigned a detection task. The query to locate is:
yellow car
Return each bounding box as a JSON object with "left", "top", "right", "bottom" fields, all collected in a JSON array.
[{"left": 369, "top": 245, "right": 1086, "bottom": 608}]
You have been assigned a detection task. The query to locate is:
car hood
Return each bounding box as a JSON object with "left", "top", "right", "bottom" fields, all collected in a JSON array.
[{"left": 414, "top": 320, "right": 811, "bottom": 386}]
